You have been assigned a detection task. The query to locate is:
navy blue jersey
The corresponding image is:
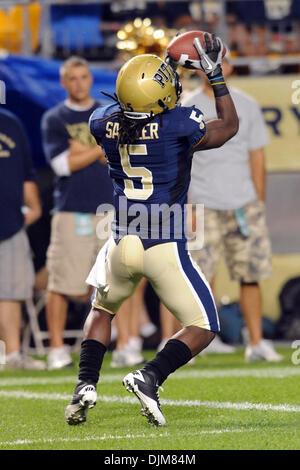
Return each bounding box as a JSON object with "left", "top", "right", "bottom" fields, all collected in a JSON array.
[
  {"left": 0, "top": 108, "right": 35, "bottom": 240},
  {"left": 41, "top": 100, "right": 113, "bottom": 213},
  {"left": 89, "top": 103, "right": 206, "bottom": 247}
]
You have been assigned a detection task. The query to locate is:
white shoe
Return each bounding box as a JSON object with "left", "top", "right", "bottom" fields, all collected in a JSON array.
[
  {"left": 245, "top": 339, "right": 284, "bottom": 362},
  {"left": 140, "top": 322, "right": 157, "bottom": 338},
  {"left": 111, "top": 346, "right": 145, "bottom": 368},
  {"left": 5, "top": 352, "right": 46, "bottom": 370},
  {"left": 123, "top": 369, "right": 166, "bottom": 426},
  {"left": 47, "top": 345, "right": 73, "bottom": 370},
  {"left": 65, "top": 382, "right": 97, "bottom": 425},
  {"left": 200, "top": 335, "right": 236, "bottom": 355}
]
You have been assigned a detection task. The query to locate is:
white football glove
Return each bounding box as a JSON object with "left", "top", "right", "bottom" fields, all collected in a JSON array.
[{"left": 193, "top": 33, "right": 224, "bottom": 77}]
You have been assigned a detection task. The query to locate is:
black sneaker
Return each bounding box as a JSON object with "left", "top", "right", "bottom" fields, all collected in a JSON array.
[
  {"left": 65, "top": 381, "right": 97, "bottom": 425},
  {"left": 122, "top": 369, "right": 166, "bottom": 426}
]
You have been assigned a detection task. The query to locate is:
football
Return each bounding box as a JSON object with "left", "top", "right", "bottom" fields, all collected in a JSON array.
[{"left": 167, "top": 30, "right": 226, "bottom": 69}]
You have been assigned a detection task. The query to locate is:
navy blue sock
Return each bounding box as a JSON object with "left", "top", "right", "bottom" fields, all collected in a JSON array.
[
  {"left": 143, "top": 339, "right": 192, "bottom": 385},
  {"left": 78, "top": 339, "right": 107, "bottom": 385}
]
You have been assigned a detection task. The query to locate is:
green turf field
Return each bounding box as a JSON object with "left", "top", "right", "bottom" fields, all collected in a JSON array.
[{"left": 0, "top": 347, "right": 299, "bottom": 450}]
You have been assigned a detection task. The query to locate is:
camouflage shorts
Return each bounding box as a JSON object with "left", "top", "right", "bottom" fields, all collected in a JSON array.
[{"left": 190, "top": 199, "right": 272, "bottom": 283}]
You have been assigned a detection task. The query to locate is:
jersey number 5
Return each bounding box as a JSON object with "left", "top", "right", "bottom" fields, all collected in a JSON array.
[
  {"left": 189, "top": 109, "right": 205, "bottom": 130},
  {"left": 119, "top": 144, "right": 154, "bottom": 200}
]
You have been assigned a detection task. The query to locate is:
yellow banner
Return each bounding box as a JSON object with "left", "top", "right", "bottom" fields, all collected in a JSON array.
[{"left": 230, "top": 74, "right": 300, "bottom": 172}]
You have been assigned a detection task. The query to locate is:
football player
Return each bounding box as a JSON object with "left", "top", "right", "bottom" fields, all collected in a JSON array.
[{"left": 65, "top": 34, "right": 238, "bottom": 426}]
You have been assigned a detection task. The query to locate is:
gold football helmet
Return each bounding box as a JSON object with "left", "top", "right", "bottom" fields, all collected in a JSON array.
[{"left": 116, "top": 54, "right": 182, "bottom": 115}]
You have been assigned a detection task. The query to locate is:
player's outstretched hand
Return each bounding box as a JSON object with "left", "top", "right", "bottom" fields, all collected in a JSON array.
[{"left": 193, "top": 33, "right": 224, "bottom": 77}]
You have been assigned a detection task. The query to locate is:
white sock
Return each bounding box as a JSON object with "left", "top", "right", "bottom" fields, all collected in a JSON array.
[
  {"left": 127, "top": 337, "right": 142, "bottom": 352},
  {"left": 49, "top": 345, "right": 69, "bottom": 356}
]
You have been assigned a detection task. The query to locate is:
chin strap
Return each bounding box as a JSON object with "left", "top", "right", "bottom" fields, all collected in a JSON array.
[{"left": 124, "top": 111, "right": 153, "bottom": 120}]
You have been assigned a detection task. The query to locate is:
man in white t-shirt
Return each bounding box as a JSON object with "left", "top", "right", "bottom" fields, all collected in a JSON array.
[{"left": 182, "top": 56, "right": 282, "bottom": 362}]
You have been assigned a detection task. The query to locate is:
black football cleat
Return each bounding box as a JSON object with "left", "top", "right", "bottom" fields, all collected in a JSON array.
[
  {"left": 122, "top": 369, "right": 166, "bottom": 426},
  {"left": 65, "top": 381, "right": 97, "bottom": 425}
]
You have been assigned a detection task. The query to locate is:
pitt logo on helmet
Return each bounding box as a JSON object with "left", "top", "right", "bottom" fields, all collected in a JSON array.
[{"left": 152, "top": 62, "right": 175, "bottom": 88}]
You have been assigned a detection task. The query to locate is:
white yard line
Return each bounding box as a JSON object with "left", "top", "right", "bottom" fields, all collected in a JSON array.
[
  {"left": 0, "top": 366, "right": 299, "bottom": 388},
  {"left": 172, "top": 367, "right": 300, "bottom": 379},
  {"left": 0, "top": 432, "right": 169, "bottom": 447},
  {"left": 0, "top": 390, "right": 299, "bottom": 413},
  {"left": 0, "top": 376, "right": 78, "bottom": 387},
  {"left": 0, "top": 390, "right": 70, "bottom": 400},
  {"left": 0, "top": 428, "right": 255, "bottom": 447},
  {"left": 159, "top": 398, "right": 300, "bottom": 413}
]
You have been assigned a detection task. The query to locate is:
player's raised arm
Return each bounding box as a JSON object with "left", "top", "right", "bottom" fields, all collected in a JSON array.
[
  {"left": 192, "top": 34, "right": 239, "bottom": 150},
  {"left": 167, "top": 32, "right": 239, "bottom": 151}
]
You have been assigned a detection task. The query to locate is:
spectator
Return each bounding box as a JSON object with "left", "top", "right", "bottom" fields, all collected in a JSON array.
[
  {"left": 41, "top": 56, "right": 114, "bottom": 370},
  {"left": 182, "top": 53, "right": 283, "bottom": 361},
  {"left": 0, "top": 108, "right": 44, "bottom": 370}
]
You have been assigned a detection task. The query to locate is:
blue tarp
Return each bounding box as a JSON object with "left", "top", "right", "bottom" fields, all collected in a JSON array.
[{"left": 0, "top": 54, "right": 117, "bottom": 168}]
